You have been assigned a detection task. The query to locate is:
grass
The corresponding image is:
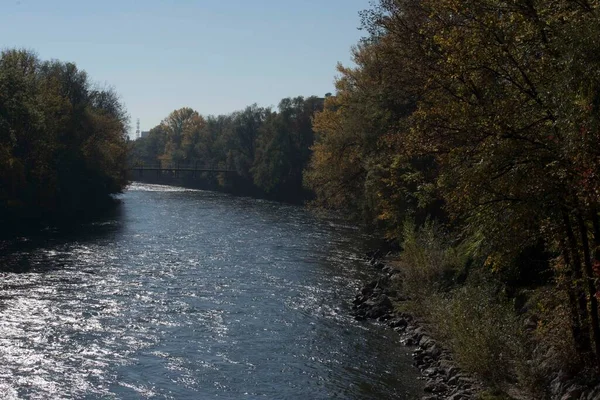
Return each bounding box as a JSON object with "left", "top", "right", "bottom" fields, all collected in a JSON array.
[{"left": 391, "top": 219, "right": 561, "bottom": 397}]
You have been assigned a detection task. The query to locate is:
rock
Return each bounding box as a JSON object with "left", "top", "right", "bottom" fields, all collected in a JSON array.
[
  {"left": 397, "top": 312, "right": 413, "bottom": 322},
  {"left": 413, "top": 326, "right": 425, "bottom": 335},
  {"left": 351, "top": 253, "right": 485, "bottom": 399},
  {"left": 438, "top": 359, "right": 459, "bottom": 378},
  {"left": 447, "top": 392, "right": 469, "bottom": 400},
  {"left": 424, "top": 380, "right": 448, "bottom": 394},
  {"left": 426, "top": 344, "right": 442, "bottom": 359},
  {"left": 587, "top": 386, "right": 600, "bottom": 400},
  {"left": 390, "top": 273, "right": 403, "bottom": 286},
  {"left": 561, "top": 385, "right": 583, "bottom": 400},
  {"left": 361, "top": 280, "right": 377, "bottom": 294},
  {"left": 377, "top": 313, "right": 393, "bottom": 322},
  {"left": 373, "top": 261, "right": 386, "bottom": 269},
  {"left": 388, "top": 318, "right": 408, "bottom": 329},
  {"left": 377, "top": 274, "right": 390, "bottom": 287},
  {"left": 354, "top": 293, "right": 394, "bottom": 320},
  {"left": 419, "top": 335, "right": 435, "bottom": 349},
  {"left": 411, "top": 327, "right": 424, "bottom": 343}
]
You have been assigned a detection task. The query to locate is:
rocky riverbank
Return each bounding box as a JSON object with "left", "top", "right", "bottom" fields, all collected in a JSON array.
[
  {"left": 352, "top": 251, "right": 482, "bottom": 400},
  {"left": 352, "top": 251, "right": 600, "bottom": 400}
]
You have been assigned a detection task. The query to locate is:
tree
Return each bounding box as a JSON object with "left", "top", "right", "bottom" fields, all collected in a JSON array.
[
  {"left": 160, "top": 107, "right": 205, "bottom": 165},
  {"left": 252, "top": 96, "right": 323, "bottom": 198},
  {"left": 359, "top": 0, "right": 600, "bottom": 367},
  {"left": 304, "top": 37, "right": 428, "bottom": 230},
  {"left": 0, "top": 49, "right": 129, "bottom": 222}
]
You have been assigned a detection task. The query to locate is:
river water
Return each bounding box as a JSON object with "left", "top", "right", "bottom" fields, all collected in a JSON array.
[{"left": 0, "top": 183, "right": 422, "bottom": 399}]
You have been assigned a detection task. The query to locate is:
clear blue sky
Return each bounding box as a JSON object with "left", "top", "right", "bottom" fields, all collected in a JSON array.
[{"left": 1, "top": 0, "right": 370, "bottom": 135}]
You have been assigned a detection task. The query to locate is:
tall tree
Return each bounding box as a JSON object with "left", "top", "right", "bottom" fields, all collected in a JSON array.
[
  {"left": 0, "top": 49, "right": 129, "bottom": 221},
  {"left": 357, "top": 0, "right": 600, "bottom": 366}
]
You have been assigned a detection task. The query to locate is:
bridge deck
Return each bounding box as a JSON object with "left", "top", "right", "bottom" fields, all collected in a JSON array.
[{"left": 129, "top": 167, "right": 235, "bottom": 173}]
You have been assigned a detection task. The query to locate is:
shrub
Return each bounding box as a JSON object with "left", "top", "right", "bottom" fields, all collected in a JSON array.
[
  {"left": 398, "top": 219, "right": 468, "bottom": 301},
  {"left": 395, "top": 219, "right": 542, "bottom": 393},
  {"left": 425, "top": 278, "right": 529, "bottom": 388}
]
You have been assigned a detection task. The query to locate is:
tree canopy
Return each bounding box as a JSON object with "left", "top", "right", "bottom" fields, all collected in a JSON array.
[
  {"left": 0, "top": 49, "right": 129, "bottom": 225},
  {"left": 304, "top": 0, "right": 600, "bottom": 373},
  {"left": 130, "top": 96, "right": 324, "bottom": 202}
]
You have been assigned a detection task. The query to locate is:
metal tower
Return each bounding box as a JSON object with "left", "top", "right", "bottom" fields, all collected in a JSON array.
[{"left": 136, "top": 119, "right": 141, "bottom": 139}]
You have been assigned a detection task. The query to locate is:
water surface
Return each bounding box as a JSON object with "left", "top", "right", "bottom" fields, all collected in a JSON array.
[{"left": 0, "top": 183, "right": 421, "bottom": 399}]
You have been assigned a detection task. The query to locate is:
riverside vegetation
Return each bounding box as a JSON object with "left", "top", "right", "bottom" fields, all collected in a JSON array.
[
  {"left": 0, "top": 49, "right": 128, "bottom": 229},
  {"left": 306, "top": 1, "right": 600, "bottom": 398},
  {"left": 5, "top": 1, "right": 600, "bottom": 398},
  {"left": 128, "top": 97, "right": 325, "bottom": 202}
]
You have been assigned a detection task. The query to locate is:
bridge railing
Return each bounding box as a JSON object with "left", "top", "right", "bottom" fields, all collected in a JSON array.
[{"left": 128, "top": 161, "right": 236, "bottom": 173}]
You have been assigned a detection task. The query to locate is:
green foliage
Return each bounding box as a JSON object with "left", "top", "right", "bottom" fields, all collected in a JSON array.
[
  {"left": 252, "top": 97, "right": 323, "bottom": 196},
  {"left": 398, "top": 219, "right": 468, "bottom": 298},
  {"left": 476, "top": 391, "right": 518, "bottom": 400},
  {"left": 304, "top": 36, "right": 439, "bottom": 233},
  {"left": 395, "top": 220, "right": 536, "bottom": 391},
  {"left": 0, "top": 49, "right": 128, "bottom": 222},
  {"left": 160, "top": 107, "right": 205, "bottom": 165},
  {"left": 427, "top": 281, "right": 528, "bottom": 388},
  {"left": 305, "top": 0, "right": 600, "bottom": 377},
  {"left": 129, "top": 97, "right": 324, "bottom": 202},
  {"left": 129, "top": 125, "right": 167, "bottom": 166}
]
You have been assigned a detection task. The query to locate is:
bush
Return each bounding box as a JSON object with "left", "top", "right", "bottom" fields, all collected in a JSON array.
[
  {"left": 394, "top": 219, "right": 546, "bottom": 394},
  {"left": 398, "top": 219, "right": 468, "bottom": 302},
  {"left": 527, "top": 286, "right": 582, "bottom": 379},
  {"left": 425, "top": 278, "right": 529, "bottom": 388}
]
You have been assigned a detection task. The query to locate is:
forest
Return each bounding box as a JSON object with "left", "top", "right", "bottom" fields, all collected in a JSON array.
[
  {"left": 129, "top": 96, "right": 325, "bottom": 202},
  {"left": 130, "top": 0, "right": 600, "bottom": 396},
  {"left": 303, "top": 0, "right": 600, "bottom": 397},
  {"left": 0, "top": 49, "right": 129, "bottom": 227}
]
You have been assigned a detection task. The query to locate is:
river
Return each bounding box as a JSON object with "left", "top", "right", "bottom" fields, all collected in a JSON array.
[{"left": 0, "top": 183, "right": 422, "bottom": 399}]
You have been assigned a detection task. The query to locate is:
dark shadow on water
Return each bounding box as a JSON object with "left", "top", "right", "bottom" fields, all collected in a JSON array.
[{"left": 0, "top": 200, "right": 125, "bottom": 274}]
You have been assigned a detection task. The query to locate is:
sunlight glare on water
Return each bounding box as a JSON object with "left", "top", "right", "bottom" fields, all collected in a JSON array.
[{"left": 0, "top": 183, "right": 422, "bottom": 399}]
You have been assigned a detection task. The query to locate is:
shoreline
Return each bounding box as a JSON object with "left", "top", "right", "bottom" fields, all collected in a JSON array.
[
  {"left": 351, "top": 251, "right": 483, "bottom": 400},
  {"left": 0, "top": 196, "right": 123, "bottom": 240},
  {"left": 351, "top": 252, "right": 600, "bottom": 400},
  {"left": 128, "top": 174, "right": 312, "bottom": 205}
]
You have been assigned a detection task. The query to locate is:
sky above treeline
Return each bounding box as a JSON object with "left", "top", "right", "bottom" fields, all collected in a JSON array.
[{"left": 1, "top": 0, "right": 370, "bottom": 135}]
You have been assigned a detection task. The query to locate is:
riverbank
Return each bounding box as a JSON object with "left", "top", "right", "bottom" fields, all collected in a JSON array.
[
  {"left": 0, "top": 195, "right": 123, "bottom": 239},
  {"left": 129, "top": 173, "right": 312, "bottom": 205},
  {"left": 352, "top": 251, "right": 600, "bottom": 400},
  {"left": 352, "top": 251, "right": 484, "bottom": 400}
]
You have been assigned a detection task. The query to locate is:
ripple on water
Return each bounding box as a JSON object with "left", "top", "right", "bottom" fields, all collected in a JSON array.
[{"left": 0, "top": 183, "right": 423, "bottom": 399}]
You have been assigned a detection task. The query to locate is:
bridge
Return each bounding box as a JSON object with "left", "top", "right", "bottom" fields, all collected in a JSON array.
[{"left": 128, "top": 163, "right": 237, "bottom": 178}]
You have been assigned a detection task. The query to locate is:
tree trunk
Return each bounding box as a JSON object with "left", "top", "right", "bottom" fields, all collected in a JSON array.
[
  {"left": 577, "top": 211, "right": 600, "bottom": 371},
  {"left": 560, "top": 238, "right": 587, "bottom": 355},
  {"left": 590, "top": 206, "right": 600, "bottom": 263},
  {"left": 563, "top": 208, "right": 592, "bottom": 354}
]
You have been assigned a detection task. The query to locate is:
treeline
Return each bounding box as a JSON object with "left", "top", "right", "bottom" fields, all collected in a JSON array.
[
  {"left": 129, "top": 96, "right": 324, "bottom": 201},
  {"left": 0, "top": 49, "right": 129, "bottom": 226},
  {"left": 303, "top": 0, "right": 600, "bottom": 396}
]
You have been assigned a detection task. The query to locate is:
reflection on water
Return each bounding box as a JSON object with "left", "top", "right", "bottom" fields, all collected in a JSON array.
[{"left": 0, "top": 183, "right": 422, "bottom": 399}]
